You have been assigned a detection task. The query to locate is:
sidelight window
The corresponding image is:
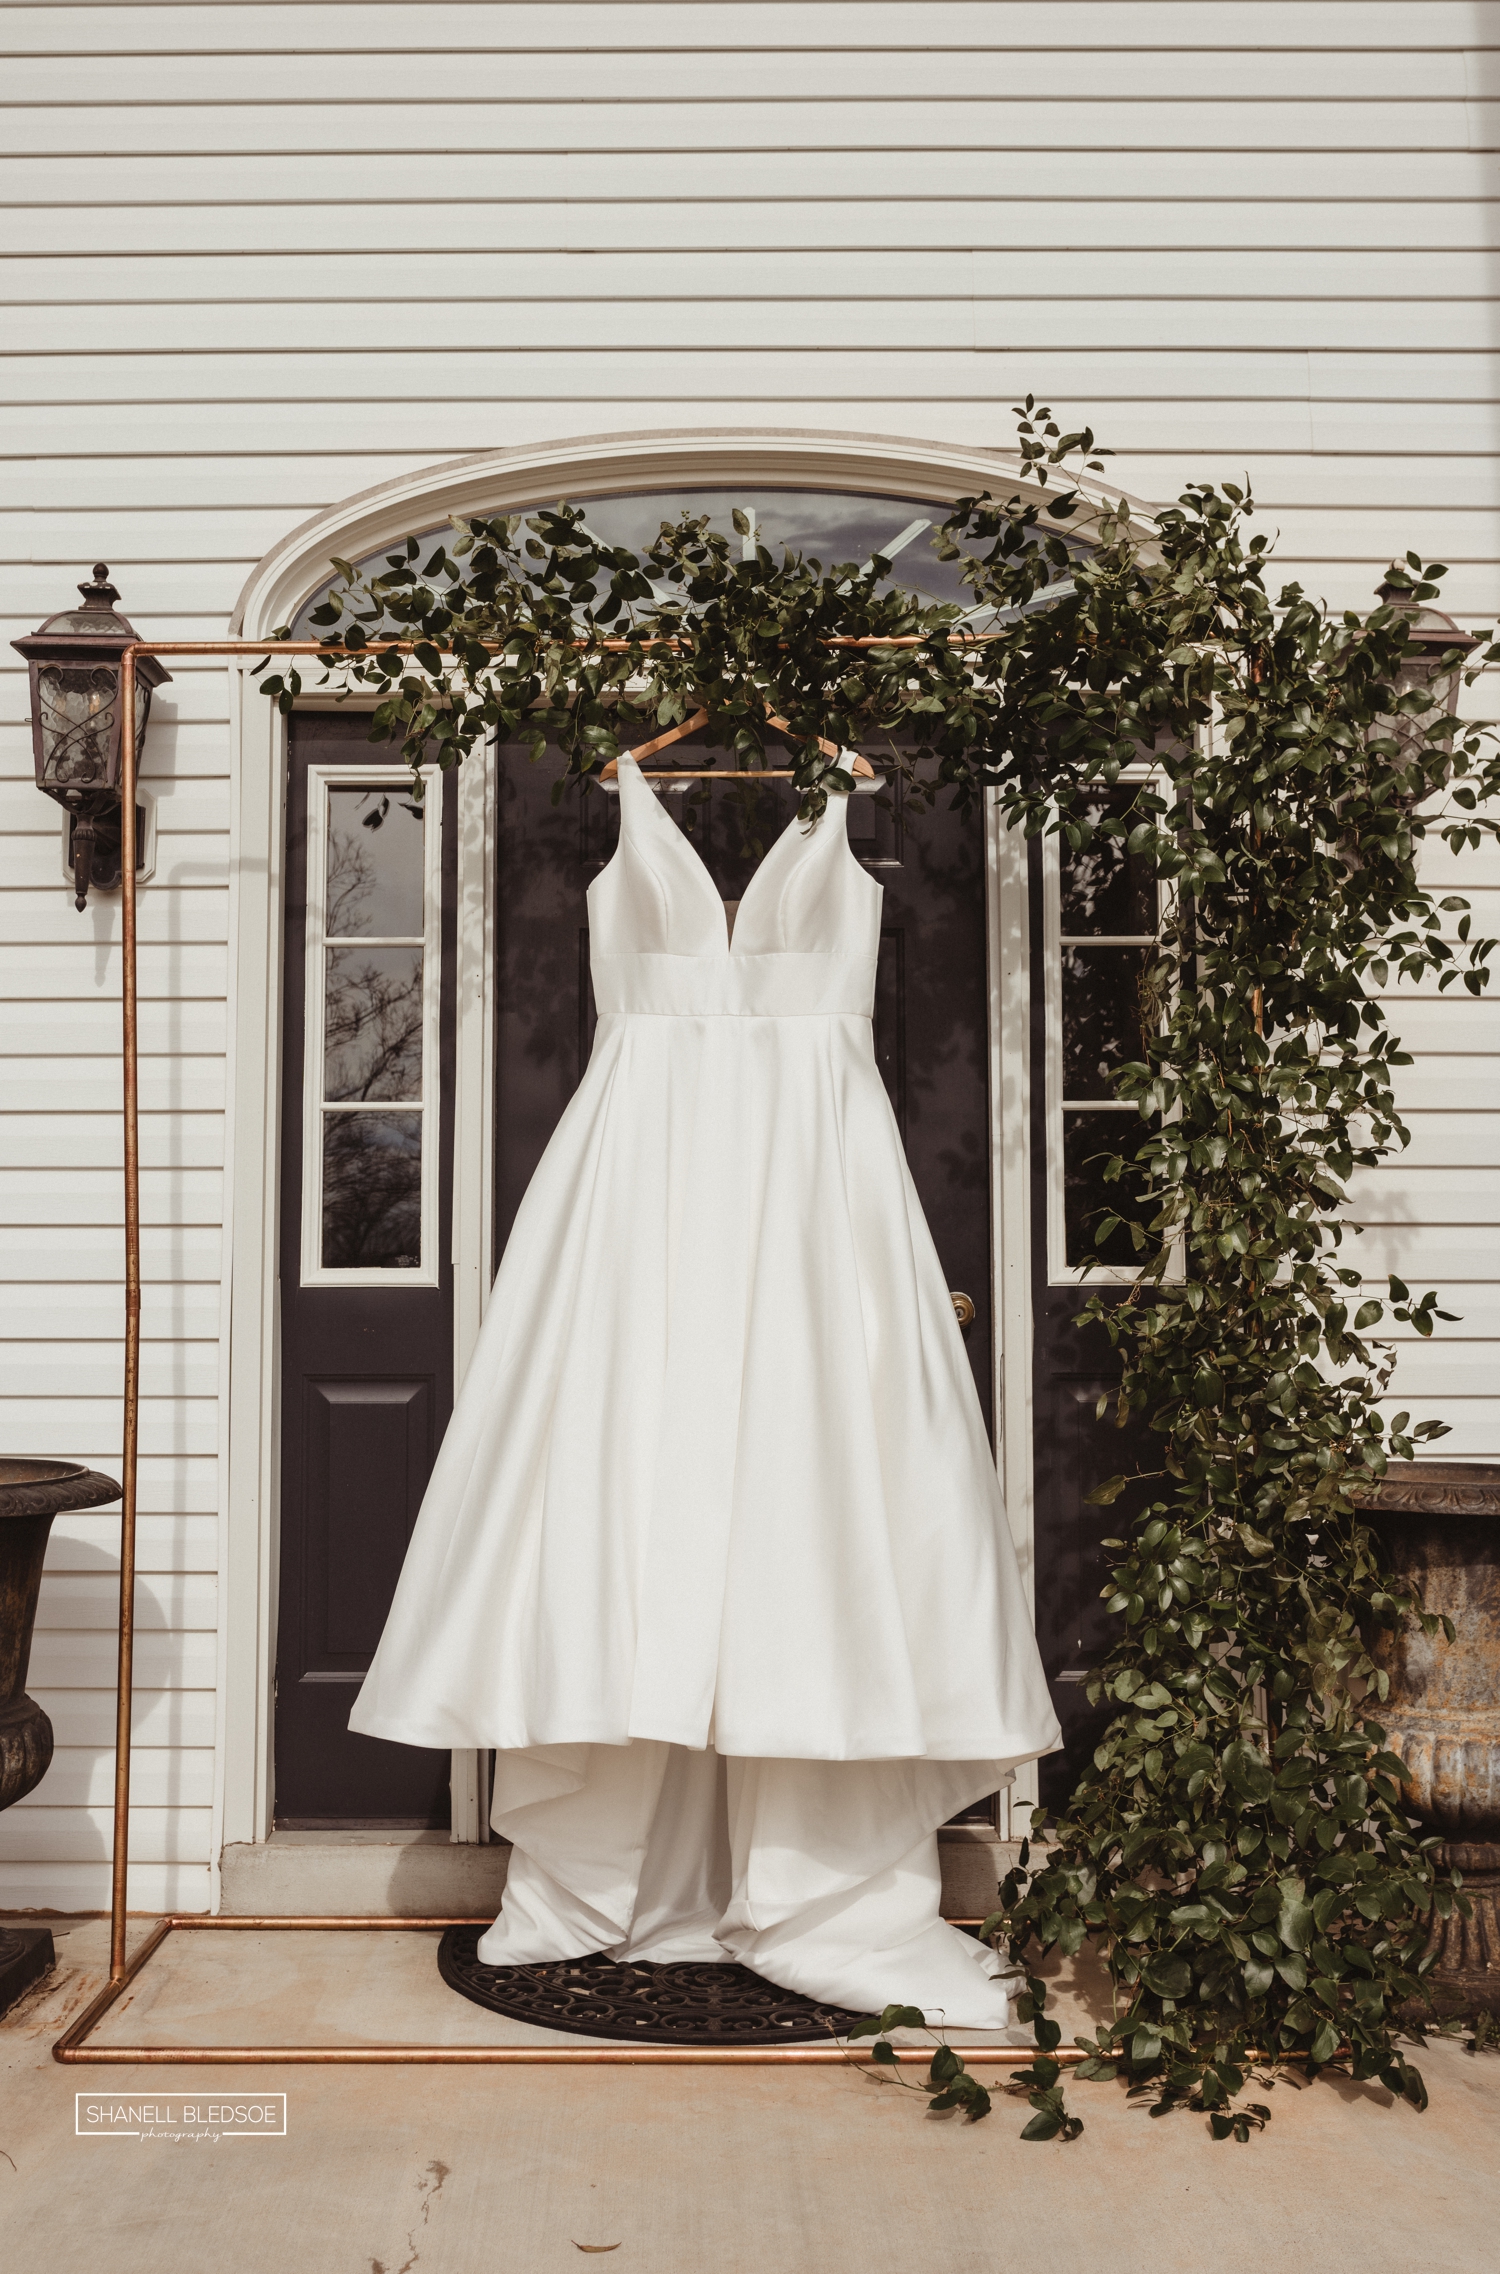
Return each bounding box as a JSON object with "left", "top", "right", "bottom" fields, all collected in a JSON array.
[
  {"left": 300, "top": 765, "right": 442, "bottom": 1285},
  {"left": 1042, "top": 785, "right": 1166, "bottom": 1282}
]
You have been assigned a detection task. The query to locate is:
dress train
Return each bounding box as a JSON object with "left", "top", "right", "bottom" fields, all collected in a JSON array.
[{"left": 476, "top": 1740, "right": 1016, "bottom": 2028}]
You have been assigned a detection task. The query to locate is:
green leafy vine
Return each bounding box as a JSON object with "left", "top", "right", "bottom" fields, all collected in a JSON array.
[{"left": 260, "top": 400, "right": 1500, "bottom": 2143}]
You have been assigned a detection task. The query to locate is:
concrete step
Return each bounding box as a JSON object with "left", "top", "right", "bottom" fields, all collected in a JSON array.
[
  {"left": 219, "top": 1828, "right": 1010, "bottom": 1921},
  {"left": 220, "top": 1830, "right": 510, "bottom": 1918}
]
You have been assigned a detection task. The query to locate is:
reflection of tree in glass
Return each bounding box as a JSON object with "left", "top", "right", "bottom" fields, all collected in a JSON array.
[
  {"left": 322, "top": 1113, "right": 421, "bottom": 1269},
  {"left": 326, "top": 806, "right": 378, "bottom": 936},
  {"left": 324, "top": 948, "right": 423, "bottom": 1100},
  {"left": 325, "top": 791, "right": 425, "bottom": 938}
]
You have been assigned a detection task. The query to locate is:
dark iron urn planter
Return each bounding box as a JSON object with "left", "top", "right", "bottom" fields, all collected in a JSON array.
[
  {"left": 1353, "top": 1460, "right": 1500, "bottom": 2022},
  {"left": 0, "top": 1458, "right": 120, "bottom": 2016}
]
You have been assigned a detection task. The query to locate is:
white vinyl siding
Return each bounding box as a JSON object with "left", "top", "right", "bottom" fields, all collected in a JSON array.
[
  {"left": 0, "top": 676, "right": 227, "bottom": 1911},
  {"left": 2, "top": 0, "right": 1497, "bottom": 1911}
]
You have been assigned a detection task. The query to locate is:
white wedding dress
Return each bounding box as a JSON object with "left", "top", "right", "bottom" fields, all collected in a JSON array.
[{"left": 350, "top": 752, "right": 1060, "bottom": 2024}]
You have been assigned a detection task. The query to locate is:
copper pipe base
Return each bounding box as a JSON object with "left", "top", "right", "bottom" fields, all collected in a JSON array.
[{"left": 53, "top": 1915, "right": 1055, "bottom": 2067}]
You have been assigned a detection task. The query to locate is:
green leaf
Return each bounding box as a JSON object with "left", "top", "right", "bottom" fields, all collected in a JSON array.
[
  {"left": 1278, "top": 1878, "right": 1314, "bottom": 1951},
  {"left": 1223, "top": 1741, "right": 1274, "bottom": 1803},
  {"left": 1084, "top": 1474, "right": 1129, "bottom": 1506},
  {"left": 1143, "top": 1955, "right": 1193, "bottom": 1999}
]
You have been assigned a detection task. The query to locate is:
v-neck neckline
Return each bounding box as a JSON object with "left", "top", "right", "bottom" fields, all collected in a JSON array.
[{"left": 619, "top": 753, "right": 810, "bottom": 959}]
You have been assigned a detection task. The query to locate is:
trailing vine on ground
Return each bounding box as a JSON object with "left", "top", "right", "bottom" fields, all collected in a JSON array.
[{"left": 260, "top": 403, "right": 1500, "bottom": 2141}]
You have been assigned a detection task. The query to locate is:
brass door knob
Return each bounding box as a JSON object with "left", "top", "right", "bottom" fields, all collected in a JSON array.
[{"left": 950, "top": 1291, "right": 976, "bottom": 1330}]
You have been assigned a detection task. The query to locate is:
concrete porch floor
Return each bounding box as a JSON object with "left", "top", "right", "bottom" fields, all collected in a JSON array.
[{"left": 2, "top": 1914, "right": 1498, "bottom": 2274}]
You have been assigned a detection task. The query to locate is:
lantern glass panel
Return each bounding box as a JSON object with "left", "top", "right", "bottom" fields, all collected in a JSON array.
[
  {"left": 35, "top": 665, "right": 148, "bottom": 794},
  {"left": 37, "top": 663, "right": 116, "bottom": 790}
]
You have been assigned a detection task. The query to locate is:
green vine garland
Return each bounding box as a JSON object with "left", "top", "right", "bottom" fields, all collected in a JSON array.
[{"left": 260, "top": 402, "right": 1500, "bottom": 2139}]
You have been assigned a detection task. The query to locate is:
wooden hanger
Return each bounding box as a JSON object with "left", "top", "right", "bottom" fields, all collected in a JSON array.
[{"left": 598, "top": 708, "right": 874, "bottom": 782}]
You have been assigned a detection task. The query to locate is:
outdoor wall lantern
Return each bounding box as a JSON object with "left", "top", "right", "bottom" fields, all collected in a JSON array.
[
  {"left": 1376, "top": 572, "right": 1476, "bottom": 780},
  {"left": 11, "top": 565, "right": 170, "bottom": 910}
]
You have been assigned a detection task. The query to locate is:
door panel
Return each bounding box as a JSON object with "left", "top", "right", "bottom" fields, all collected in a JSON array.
[{"left": 275, "top": 712, "right": 457, "bottom": 1828}]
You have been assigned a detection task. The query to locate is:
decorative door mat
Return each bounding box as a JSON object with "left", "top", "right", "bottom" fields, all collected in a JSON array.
[{"left": 437, "top": 1926, "right": 864, "bottom": 2046}]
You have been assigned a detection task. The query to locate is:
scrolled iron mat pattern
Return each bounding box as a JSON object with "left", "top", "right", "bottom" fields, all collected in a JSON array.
[{"left": 438, "top": 1927, "right": 864, "bottom": 2045}]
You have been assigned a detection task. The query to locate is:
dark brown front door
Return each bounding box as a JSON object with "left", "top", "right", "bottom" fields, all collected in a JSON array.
[{"left": 274, "top": 713, "right": 457, "bottom": 1826}]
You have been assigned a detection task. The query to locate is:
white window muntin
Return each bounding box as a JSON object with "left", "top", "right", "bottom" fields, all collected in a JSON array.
[{"left": 300, "top": 763, "right": 442, "bottom": 1288}]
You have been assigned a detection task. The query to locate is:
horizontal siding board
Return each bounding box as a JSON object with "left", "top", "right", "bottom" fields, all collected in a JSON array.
[
  {"left": 11, "top": 1745, "right": 214, "bottom": 1810},
  {"left": 0, "top": 51, "right": 1476, "bottom": 104},
  {"left": 0, "top": 400, "right": 1477, "bottom": 466},
  {"left": 44, "top": 1511, "right": 218, "bottom": 1570},
  {"left": 0, "top": 1805, "right": 211, "bottom": 1864},
  {"left": 15, "top": 300, "right": 1500, "bottom": 356},
  {"left": 1373, "top": 1402, "right": 1500, "bottom": 1459},
  {"left": 0, "top": 1225, "right": 221, "bottom": 1273},
  {"left": 5, "top": 6, "right": 1496, "bottom": 55},
  {"left": 25, "top": 1627, "right": 217, "bottom": 1685},
  {"left": 0, "top": 1061, "right": 226, "bottom": 1112},
  {"left": 0, "top": 1394, "right": 218, "bottom": 1455},
  {"left": 1, "top": 1004, "right": 226, "bottom": 1055},
  {"left": 1390, "top": 1062, "right": 1500, "bottom": 1114},
  {"left": 0, "top": 944, "right": 228, "bottom": 1001},
  {"left": 0, "top": 891, "right": 230, "bottom": 948},
  {"left": 8, "top": 248, "right": 1500, "bottom": 303},
  {"left": 4, "top": 1348, "right": 220, "bottom": 1396},
  {"left": 1347, "top": 1228, "right": 1500, "bottom": 1280},
  {"left": 1345, "top": 1173, "right": 1500, "bottom": 1227},
  {"left": 0, "top": 453, "right": 444, "bottom": 511},
  {"left": 1346, "top": 1169, "right": 1500, "bottom": 1222},
  {"left": 1370, "top": 1004, "right": 1500, "bottom": 1050},
  {"left": 7, "top": 398, "right": 1496, "bottom": 463},
  {"left": 7, "top": 199, "right": 1500, "bottom": 261},
  {"left": 1389, "top": 1117, "right": 1500, "bottom": 1169},
  {"left": 35, "top": 1569, "right": 215, "bottom": 1628},
  {"left": 0, "top": 1117, "right": 225, "bottom": 1170},
  {"left": 30, "top": 1685, "right": 218, "bottom": 1748},
  {"left": 0, "top": 1293, "right": 219, "bottom": 1335},
  {"left": 1374, "top": 1350, "right": 1498, "bottom": 1399},
  {"left": 0, "top": 1859, "right": 211, "bottom": 1909},
  {"left": 7, "top": 149, "right": 1500, "bottom": 207},
  {"left": 4, "top": 347, "right": 1497, "bottom": 409},
  {"left": 0, "top": 1167, "right": 223, "bottom": 1224},
  {"left": 1, "top": 502, "right": 301, "bottom": 557},
  {"left": 0, "top": 101, "right": 1487, "bottom": 163}
]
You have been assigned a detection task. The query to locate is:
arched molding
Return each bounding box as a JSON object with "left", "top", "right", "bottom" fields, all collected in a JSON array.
[{"left": 230, "top": 424, "right": 1155, "bottom": 641}]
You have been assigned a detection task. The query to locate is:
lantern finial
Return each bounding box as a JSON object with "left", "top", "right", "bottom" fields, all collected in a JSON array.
[{"left": 77, "top": 564, "right": 120, "bottom": 608}]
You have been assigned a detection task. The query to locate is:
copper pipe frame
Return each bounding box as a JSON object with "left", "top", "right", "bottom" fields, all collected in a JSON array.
[{"left": 68, "top": 637, "right": 1024, "bottom": 2068}]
